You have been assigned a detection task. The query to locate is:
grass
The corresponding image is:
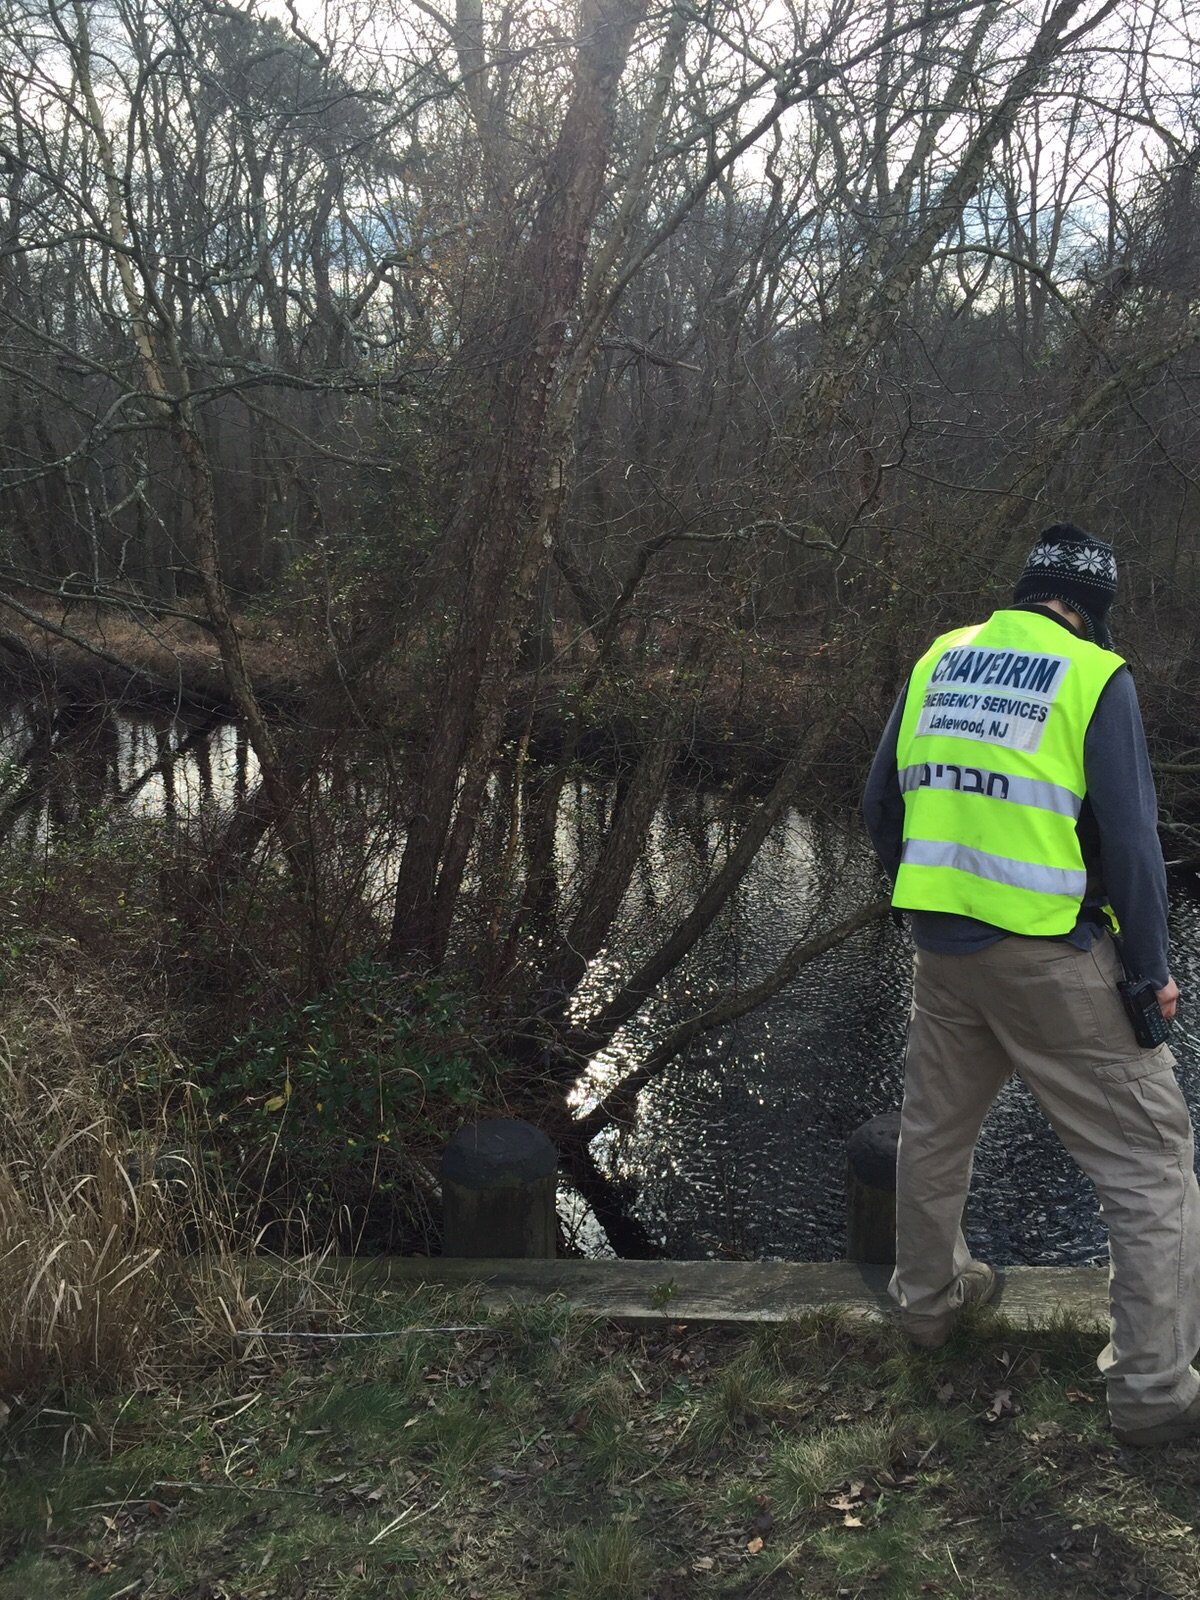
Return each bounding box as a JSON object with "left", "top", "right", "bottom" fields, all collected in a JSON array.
[{"left": 4, "top": 1290, "right": 1200, "bottom": 1600}]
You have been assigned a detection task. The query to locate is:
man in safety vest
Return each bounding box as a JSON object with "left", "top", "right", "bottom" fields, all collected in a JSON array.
[{"left": 864, "top": 523, "right": 1200, "bottom": 1447}]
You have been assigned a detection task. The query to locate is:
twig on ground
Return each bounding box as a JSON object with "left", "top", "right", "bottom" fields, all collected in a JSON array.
[
  {"left": 368, "top": 1488, "right": 449, "bottom": 1545},
  {"left": 82, "top": 1481, "right": 321, "bottom": 1506},
  {"left": 234, "top": 1325, "right": 492, "bottom": 1340},
  {"left": 627, "top": 1402, "right": 700, "bottom": 1483}
]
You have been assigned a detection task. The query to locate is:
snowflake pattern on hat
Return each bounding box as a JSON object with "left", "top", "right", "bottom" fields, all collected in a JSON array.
[
  {"left": 1027, "top": 543, "right": 1065, "bottom": 568},
  {"left": 1026, "top": 540, "right": 1116, "bottom": 583},
  {"left": 1069, "top": 544, "right": 1117, "bottom": 579}
]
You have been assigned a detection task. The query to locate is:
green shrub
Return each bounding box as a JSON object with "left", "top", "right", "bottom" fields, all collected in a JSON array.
[
  {"left": 204, "top": 956, "right": 483, "bottom": 1137},
  {"left": 194, "top": 957, "right": 493, "bottom": 1246}
]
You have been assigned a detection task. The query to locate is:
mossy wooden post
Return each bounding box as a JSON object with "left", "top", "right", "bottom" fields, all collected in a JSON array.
[
  {"left": 441, "top": 1119, "right": 558, "bottom": 1258},
  {"left": 846, "top": 1112, "right": 900, "bottom": 1265}
]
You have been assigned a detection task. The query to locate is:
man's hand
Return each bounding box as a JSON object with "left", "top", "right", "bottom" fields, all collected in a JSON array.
[{"left": 1157, "top": 975, "right": 1180, "bottom": 1021}]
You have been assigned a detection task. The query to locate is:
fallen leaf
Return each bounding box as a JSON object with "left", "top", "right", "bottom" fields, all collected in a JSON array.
[
  {"left": 842, "top": 1514, "right": 864, "bottom": 1528},
  {"left": 1027, "top": 1421, "right": 1064, "bottom": 1444},
  {"left": 747, "top": 1536, "right": 764, "bottom": 1554},
  {"left": 1065, "top": 1387, "right": 1097, "bottom": 1405},
  {"left": 936, "top": 1381, "right": 955, "bottom": 1405},
  {"left": 984, "top": 1387, "right": 1014, "bottom": 1423},
  {"left": 692, "top": 1556, "right": 715, "bottom": 1572}
]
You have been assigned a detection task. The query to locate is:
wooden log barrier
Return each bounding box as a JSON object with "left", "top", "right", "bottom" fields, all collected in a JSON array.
[
  {"left": 846, "top": 1111, "right": 900, "bottom": 1265},
  {"left": 441, "top": 1118, "right": 558, "bottom": 1259}
]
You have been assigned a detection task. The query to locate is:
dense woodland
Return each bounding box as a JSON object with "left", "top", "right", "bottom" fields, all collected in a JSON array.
[{"left": 4, "top": 0, "right": 1200, "bottom": 1255}]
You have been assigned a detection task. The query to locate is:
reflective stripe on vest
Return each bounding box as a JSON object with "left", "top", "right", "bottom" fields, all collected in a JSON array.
[
  {"left": 898, "top": 839, "right": 1088, "bottom": 899},
  {"left": 892, "top": 609, "right": 1124, "bottom": 935}
]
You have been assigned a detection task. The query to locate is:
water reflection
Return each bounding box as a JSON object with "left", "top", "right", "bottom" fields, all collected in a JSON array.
[
  {"left": 0, "top": 699, "right": 259, "bottom": 842},
  {"left": 4, "top": 695, "right": 1198, "bottom": 1265}
]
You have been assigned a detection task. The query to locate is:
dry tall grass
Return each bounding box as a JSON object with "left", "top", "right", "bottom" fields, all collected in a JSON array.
[
  {"left": 2, "top": 940, "right": 153, "bottom": 1381},
  {"left": 0, "top": 954, "right": 366, "bottom": 1404},
  {"left": 0, "top": 945, "right": 237, "bottom": 1397},
  {"left": 0, "top": 1058, "right": 175, "bottom": 1393}
]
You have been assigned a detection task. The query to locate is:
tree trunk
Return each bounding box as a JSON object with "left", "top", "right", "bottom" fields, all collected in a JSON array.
[{"left": 388, "top": 0, "right": 650, "bottom": 965}]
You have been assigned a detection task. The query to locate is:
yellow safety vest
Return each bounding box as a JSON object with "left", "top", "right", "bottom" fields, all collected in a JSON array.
[{"left": 892, "top": 609, "right": 1124, "bottom": 934}]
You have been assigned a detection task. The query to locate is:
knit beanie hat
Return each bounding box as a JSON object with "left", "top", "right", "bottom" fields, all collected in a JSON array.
[{"left": 1012, "top": 522, "right": 1118, "bottom": 648}]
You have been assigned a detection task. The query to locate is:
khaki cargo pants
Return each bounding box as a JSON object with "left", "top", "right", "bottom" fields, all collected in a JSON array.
[{"left": 891, "top": 934, "right": 1200, "bottom": 1430}]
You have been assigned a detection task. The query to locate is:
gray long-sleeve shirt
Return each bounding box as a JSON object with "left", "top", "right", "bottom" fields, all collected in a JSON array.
[{"left": 862, "top": 607, "right": 1170, "bottom": 987}]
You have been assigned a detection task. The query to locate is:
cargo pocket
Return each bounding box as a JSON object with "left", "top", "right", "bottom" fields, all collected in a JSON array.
[{"left": 1090, "top": 1052, "right": 1191, "bottom": 1151}]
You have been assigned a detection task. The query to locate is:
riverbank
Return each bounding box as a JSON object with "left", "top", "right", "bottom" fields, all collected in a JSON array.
[
  {"left": 3, "top": 585, "right": 1198, "bottom": 816},
  {"left": 0, "top": 587, "right": 861, "bottom": 789},
  {"left": 0, "top": 589, "right": 304, "bottom": 717},
  {"left": 2, "top": 1283, "right": 1196, "bottom": 1600}
]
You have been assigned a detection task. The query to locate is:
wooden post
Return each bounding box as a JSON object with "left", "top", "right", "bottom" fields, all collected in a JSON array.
[
  {"left": 441, "top": 1119, "right": 558, "bottom": 1258},
  {"left": 846, "top": 1112, "right": 900, "bottom": 1265}
]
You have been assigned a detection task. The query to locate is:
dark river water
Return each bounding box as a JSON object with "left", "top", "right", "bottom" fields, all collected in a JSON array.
[
  {"left": 5, "top": 700, "right": 1200, "bottom": 1266},
  {"left": 585, "top": 886, "right": 1200, "bottom": 1267},
  {"left": 570, "top": 803, "right": 1200, "bottom": 1267}
]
